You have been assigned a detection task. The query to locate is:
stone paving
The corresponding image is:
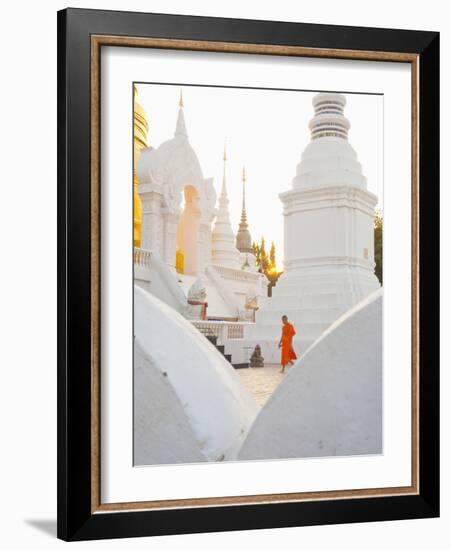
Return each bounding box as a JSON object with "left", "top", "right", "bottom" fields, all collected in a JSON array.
[{"left": 237, "top": 363, "right": 289, "bottom": 407}]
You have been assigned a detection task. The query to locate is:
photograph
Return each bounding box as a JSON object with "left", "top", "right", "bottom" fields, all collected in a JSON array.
[{"left": 133, "top": 83, "right": 383, "bottom": 466}]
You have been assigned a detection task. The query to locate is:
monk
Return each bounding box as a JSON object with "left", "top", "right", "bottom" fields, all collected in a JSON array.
[{"left": 278, "top": 315, "right": 297, "bottom": 373}]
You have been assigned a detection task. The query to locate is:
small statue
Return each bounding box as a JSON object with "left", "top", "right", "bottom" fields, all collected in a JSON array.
[
  {"left": 250, "top": 344, "right": 264, "bottom": 368},
  {"left": 187, "top": 276, "right": 208, "bottom": 320}
]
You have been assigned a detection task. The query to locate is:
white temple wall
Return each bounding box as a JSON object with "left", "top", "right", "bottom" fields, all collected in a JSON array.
[
  {"left": 140, "top": 186, "right": 163, "bottom": 255},
  {"left": 162, "top": 212, "right": 179, "bottom": 270},
  {"left": 283, "top": 191, "right": 377, "bottom": 268},
  {"left": 199, "top": 223, "right": 211, "bottom": 273},
  {"left": 355, "top": 208, "right": 376, "bottom": 263},
  {"left": 285, "top": 207, "right": 346, "bottom": 260},
  {"left": 283, "top": 213, "right": 293, "bottom": 269}
]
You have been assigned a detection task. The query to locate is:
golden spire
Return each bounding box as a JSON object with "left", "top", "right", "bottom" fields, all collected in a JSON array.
[
  {"left": 133, "top": 85, "right": 149, "bottom": 247},
  {"left": 179, "top": 88, "right": 184, "bottom": 108}
]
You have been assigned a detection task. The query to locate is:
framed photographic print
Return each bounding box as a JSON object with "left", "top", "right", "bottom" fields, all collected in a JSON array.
[{"left": 57, "top": 8, "right": 439, "bottom": 541}]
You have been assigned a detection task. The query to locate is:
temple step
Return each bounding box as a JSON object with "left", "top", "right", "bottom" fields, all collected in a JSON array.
[
  {"left": 203, "top": 334, "right": 234, "bottom": 364},
  {"left": 206, "top": 335, "right": 218, "bottom": 346},
  {"left": 232, "top": 363, "right": 249, "bottom": 369}
]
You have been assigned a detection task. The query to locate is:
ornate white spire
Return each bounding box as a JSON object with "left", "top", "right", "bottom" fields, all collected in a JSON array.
[
  {"left": 216, "top": 142, "right": 231, "bottom": 218},
  {"left": 292, "top": 92, "right": 367, "bottom": 190},
  {"left": 175, "top": 89, "right": 188, "bottom": 138},
  {"left": 236, "top": 165, "right": 253, "bottom": 254},
  {"left": 240, "top": 166, "right": 247, "bottom": 224},
  {"left": 309, "top": 93, "right": 350, "bottom": 140},
  {"left": 211, "top": 145, "right": 241, "bottom": 269},
  {"left": 220, "top": 143, "right": 228, "bottom": 196}
]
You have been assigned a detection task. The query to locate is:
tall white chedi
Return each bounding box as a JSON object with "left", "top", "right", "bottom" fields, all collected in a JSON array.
[
  {"left": 244, "top": 92, "right": 380, "bottom": 359},
  {"left": 211, "top": 147, "right": 242, "bottom": 269}
]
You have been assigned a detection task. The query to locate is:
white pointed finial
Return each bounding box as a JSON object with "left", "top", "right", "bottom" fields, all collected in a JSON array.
[
  {"left": 240, "top": 165, "right": 247, "bottom": 221},
  {"left": 211, "top": 141, "right": 241, "bottom": 269},
  {"left": 175, "top": 89, "right": 188, "bottom": 138},
  {"left": 221, "top": 141, "right": 228, "bottom": 196}
]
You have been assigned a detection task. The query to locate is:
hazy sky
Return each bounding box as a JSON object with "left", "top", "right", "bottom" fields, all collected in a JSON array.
[{"left": 136, "top": 83, "right": 383, "bottom": 268}]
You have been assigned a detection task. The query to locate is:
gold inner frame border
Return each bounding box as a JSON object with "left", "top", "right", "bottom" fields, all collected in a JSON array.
[{"left": 90, "top": 35, "right": 419, "bottom": 514}]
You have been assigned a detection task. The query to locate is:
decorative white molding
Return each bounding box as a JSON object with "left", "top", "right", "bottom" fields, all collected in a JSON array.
[{"left": 212, "top": 264, "right": 263, "bottom": 284}]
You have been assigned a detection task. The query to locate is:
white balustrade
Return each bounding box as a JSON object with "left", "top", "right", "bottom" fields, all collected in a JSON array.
[
  {"left": 134, "top": 247, "right": 152, "bottom": 267},
  {"left": 190, "top": 320, "right": 250, "bottom": 342},
  {"left": 227, "top": 324, "right": 245, "bottom": 339},
  {"left": 134, "top": 247, "right": 153, "bottom": 285}
]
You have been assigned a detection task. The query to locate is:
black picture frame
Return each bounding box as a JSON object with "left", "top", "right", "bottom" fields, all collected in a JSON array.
[{"left": 57, "top": 7, "right": 439, "bottom": 541}]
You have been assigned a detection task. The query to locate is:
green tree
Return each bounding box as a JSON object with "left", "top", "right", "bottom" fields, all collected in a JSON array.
[
  {"left": 374, "top": 210, "right": 383, "bottom": 284},
  {"left": 269, "top": 241, "right": 276, "bottom": 271},
  {"left": 260, "top": 237, "right": 269, "bottom": 273},
  {"left": 253, "top": 237, "right": 284, "bottom": 296},
  {"left": 266, "top": 268, "right": 282, "bottom": 297},
  {"left": 252, "top": 241, "right": 261, "bottom": 268}
]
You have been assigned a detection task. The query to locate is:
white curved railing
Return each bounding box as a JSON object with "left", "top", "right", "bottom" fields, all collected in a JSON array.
[{"left": 134, "top": 247, "right": 188, "bottom": 316}]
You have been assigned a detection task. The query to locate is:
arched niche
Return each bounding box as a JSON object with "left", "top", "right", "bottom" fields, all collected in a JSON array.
[{"left": 176, "top": 185, "right": 201, "bottom": 274}]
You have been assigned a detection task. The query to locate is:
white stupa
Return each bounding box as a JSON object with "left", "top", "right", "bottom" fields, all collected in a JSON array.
[
  {"left": 241, "top": 92, "right": 381, "bottom": 361},
  {"left": 211, "top": 147, "right": 242, "bottom": 269}
]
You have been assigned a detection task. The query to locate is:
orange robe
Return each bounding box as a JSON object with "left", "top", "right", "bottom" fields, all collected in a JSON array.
[{"left": 281, "top": 323, "right": 297, "bottom": 366}]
